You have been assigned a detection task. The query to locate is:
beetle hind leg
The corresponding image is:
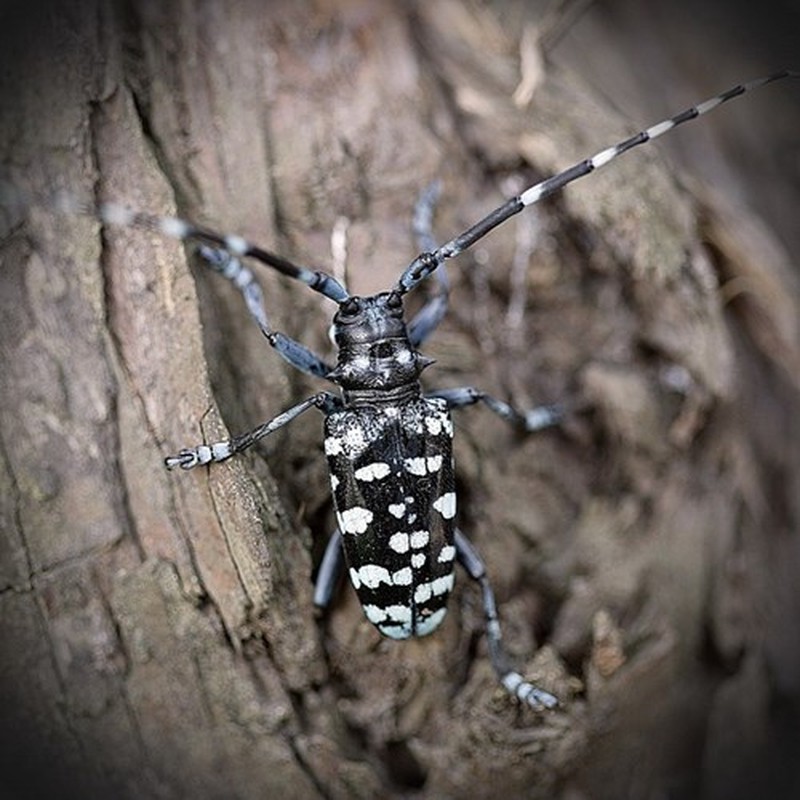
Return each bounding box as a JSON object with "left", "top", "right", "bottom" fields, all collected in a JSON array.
[
  {"left": 313, "top": 529, "right": 345, "bottom": 610},
  {"left": 455, "top": 529, "right": 558, "bottom": 710}
]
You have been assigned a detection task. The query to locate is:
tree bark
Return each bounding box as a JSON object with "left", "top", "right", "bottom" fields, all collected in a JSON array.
[{"left": 1, "top": 2, "right": 799, "bottom": 798}]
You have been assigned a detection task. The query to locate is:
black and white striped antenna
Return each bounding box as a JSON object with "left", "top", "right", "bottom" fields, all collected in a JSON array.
[
  {"left": 9, "top": 70, "right": 795, "bottom": 304},
  {"left": 396, "top": 70, "right": 798, "bottom": 294}
]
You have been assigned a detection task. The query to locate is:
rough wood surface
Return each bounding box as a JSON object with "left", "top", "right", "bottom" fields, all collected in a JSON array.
[{"left": 1, "top": 2, "right": 799, "bottom": 798}]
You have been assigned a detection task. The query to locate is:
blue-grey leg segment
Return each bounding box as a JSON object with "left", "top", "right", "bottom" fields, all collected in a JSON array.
[
  {"left": 165, "top": 391, "right": 340, "bottom": 470},
  {"left": 407, "top": 181, "right": 450, "bottom": 347},
  {"left": 313, "top": 529, "right": 345, "bottom": 609},
  {"left": 198, "top": 246, "right": 334, "bottom": 380},
  {"left": 455, "top": 530, "right": 558, "bottom": 710},
  {"left": 265, "top": 331, "right": 334, "bottom": 380},
  {"left": 430, "top": 386, "right": 564, "bottom": 432}
]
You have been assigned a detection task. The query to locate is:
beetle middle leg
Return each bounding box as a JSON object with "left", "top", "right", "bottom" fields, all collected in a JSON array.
[{"left": 429, "top": 386, "right": 564, "bottom": 432}]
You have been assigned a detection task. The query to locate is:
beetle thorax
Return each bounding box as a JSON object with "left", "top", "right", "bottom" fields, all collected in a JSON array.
[{"left": 329, "top": 292, "right": 430, "bottom": 400}]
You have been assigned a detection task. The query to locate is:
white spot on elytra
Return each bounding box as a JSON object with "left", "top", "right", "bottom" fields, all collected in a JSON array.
[
  {"left": 409, "top": 530, "right": 429, "bottom": 549},
  {"left": 363, "top": 604, "right": 387, "bottom": 624},
  {"left": 349, "top": 567, "right": 361, "bottom": 590},
  {"left": 432, "top": 573, "right": 454, "bottom": 595},
  {"left": 433, "top": 492, "right": 456, "bottom": 520},
  {"left": 358, "top": 564, "right": 392, "bottom": 588},
  {"left": 413, "top": 573, "right": 454, "bottom": 604},
  {"left": 388, "top": 532, "right": 409, "bottom": 553},
  {"left": 330, "top": 474, "right": 339, "bottom": 492},
  {"left": 355, "top": 462, "right": 391, "bottom": 482},
  {"left": 392, "top": 567, "right": 413, "bottom": 586},
  {"left": 415, "top": 607, "right": 447, "bottom": 636},
  {"left": 414, "top": 582, "right": 432, "bottom": 603},
  {"left": 338, "top": 507, "right": 373, "bottom": 534},
  {"left": 388, "top": 503, "right": 406, "bottom": 519},
  {"left": 380, "top": 625, "right": 412, "bottom": 640},
  {"left": 386, "top": 605, "right": 412, "bottom": 623},
  {"left": 411, "top": 552, "right": 426, "bottom": 568},
  {"left": 438, "top": 545, "right": 456, "bottom": 563},
  {"left": 372, "top": 605, "right": 414, "bottom": 637},
  {"left": 404, "top": 457, "right": 426, "bottom": 476},
  {"left": 426, "top": 455, "right": 443, "bottom": 473}
]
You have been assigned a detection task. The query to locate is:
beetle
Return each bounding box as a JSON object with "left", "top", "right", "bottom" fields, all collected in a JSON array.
[{"left": 83, "top": 70, "right": 797, "bottom": 709}]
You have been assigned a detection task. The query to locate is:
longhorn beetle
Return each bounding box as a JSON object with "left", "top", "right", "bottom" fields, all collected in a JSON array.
[{"left": 88, "top": 71, "right": 797, "bottom": 710}]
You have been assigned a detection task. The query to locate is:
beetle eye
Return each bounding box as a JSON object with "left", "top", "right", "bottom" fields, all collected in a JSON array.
[{"left": 339, "top": 297, "right": 360, "bottom": 317}]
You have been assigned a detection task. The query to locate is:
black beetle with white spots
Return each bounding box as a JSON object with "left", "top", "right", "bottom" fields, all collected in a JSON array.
[{"left": 77, "top": 71, "right": 798, "bottom": 709}]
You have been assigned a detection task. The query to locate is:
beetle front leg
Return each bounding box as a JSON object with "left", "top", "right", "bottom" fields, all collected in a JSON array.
[
  {"left": 197, "top": 246, "right": 335, "bottom": 380},
  {"left": 165, "top": 391, "right": 339, "bottom": 470}
]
